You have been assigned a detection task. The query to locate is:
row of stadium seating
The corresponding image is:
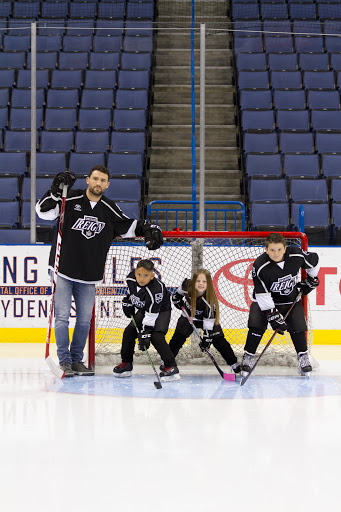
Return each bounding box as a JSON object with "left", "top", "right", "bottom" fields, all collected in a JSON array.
[
  {"left": 0, "top": 1, "right": 154, "bottom": 21},
  {"left": 232, "top": 3, "right": 341, "bottom": 20},
  {"left": 234, "top": 35, "right": 341, "bottom": 53},
  {"left": 236, "top": 52, "right": 341, "bottom": 72}
]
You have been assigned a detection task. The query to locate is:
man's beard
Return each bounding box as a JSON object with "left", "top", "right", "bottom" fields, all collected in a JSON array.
[{"left": 89, "top": 185, "right": 103, "bottom": 197}]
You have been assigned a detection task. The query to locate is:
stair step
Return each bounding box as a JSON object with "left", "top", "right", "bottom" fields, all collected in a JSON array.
[
  {"left": 149, "top": 147, "right": 240, "bottom": 170},
  {"left": 152, "top": 104, "right": 235, "bottom": 125},
  {"left": 156, "top": 49, "right": 232, "bottom": 67},
  {"left": 156, "top": 32, "right": 230, "bottom": 50},
  {"left": 151, "top": 125, "right": 237, "bottom": 147},
  {"left": 154, "top": 66, "right": 233, "bottom": 86},
  {"left": 153, "top": 84, "right": 235, "bottom": 105}
]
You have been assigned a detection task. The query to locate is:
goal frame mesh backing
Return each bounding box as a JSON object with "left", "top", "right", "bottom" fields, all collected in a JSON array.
[{"left": 88, "top": 231, "right": 310, "bottom": 369}]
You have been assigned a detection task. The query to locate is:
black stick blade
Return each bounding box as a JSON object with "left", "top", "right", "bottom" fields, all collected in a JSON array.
[{"left": 154, "top": 381, "right": 162, "bottom": 389}]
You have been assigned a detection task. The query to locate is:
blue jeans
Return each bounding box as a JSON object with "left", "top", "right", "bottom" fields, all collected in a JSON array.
[{"left": 54, "top": 275, "right": 96, "bottom": 364}]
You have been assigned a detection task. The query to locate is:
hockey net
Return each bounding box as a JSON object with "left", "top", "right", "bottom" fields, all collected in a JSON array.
[{"left": 88, "top": 231, "right": 312, "bottom": 369}]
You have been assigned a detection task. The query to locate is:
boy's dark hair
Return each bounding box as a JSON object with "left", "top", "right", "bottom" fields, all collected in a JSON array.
[
  {"left": 136, "top": 259, "right": 154, "bottom": 272},
  {"left": 265, "top": 232, "right": 287, "bottom": 248},
  {"left": 88, "top": 165, "right": 110, "bottom": 179}
]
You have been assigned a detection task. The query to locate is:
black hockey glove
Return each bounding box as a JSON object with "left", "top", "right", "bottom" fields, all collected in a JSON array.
[
  {"left": 122, "top": 296, "right": 134, "bottom": 318},
  {"left": 138, "top": 326, "right": 153, "bottom": 351},
  {"left": 298, "top": 275, "right": 320, "bottom": 296},
  {"left": 199, "top": 330, "right": 213, "bottom": 352},
  {"left": 265, "top": 309, "right": 288, "bottom": 335},
  {"left": 137, "top": 221, "right": 164, "bottom": 250},
  {"left": 172, "top": 291, "right": 185, "bottom": 310},
  {"left": 50, "top": 171, "right": 76, "bottom": 198}
]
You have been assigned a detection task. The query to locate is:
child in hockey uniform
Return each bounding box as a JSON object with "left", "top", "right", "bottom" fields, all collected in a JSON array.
[
  {"left": 242, "top": 232, "right": 320, "bottom": 377},
  {"left": 168, "top": 268, "right": 241, "bottom": 375},
  {"left": 114, "top": 259, "right": 180, "bottom": 381}
]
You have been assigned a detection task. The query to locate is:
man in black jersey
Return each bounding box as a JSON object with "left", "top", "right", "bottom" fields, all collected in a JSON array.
[
  {"left": 241, "top": 233, "right": 320, "bottom": 377},
  {"left": 36, "top": 166, "right": 163, "bottom": 377},
  {"left": 114, "top": 259, "right": 180, "bottom": 381}
]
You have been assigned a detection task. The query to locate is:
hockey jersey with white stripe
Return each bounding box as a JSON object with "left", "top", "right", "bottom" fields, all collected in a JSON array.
[
  {"left": 36, "top": 188, "right": 139, "bottom": 283},
  {"left": 126, "top": 270, "right": 171, "bottom": 322}
]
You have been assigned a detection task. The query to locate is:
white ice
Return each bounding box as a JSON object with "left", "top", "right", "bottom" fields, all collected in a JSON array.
[{"left": 0, "top": 344, "right": 341, "bottom": 512}]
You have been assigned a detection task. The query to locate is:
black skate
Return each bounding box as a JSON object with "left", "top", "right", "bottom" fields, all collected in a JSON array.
[
  {"left": 241, "top": 352, "right": 255, "bottom": 378},
  {"left": 297, "top": 352, "right": 312, "bottom": 377},
  {"left": 231, "top": 362, "right": 241, "bottom": 375},
  {"left": 160, "top": 366, "right": 180, "bottom": 382},
  {"left": 113, "top": 362, "right": 133, "bottom": 378}
]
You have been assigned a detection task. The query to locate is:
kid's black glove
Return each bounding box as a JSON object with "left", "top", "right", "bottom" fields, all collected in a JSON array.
[
  {"left": 137, "top": 221, "right": 163, "bottom": 250},
  {"left": 122, "top": 296, "right": 134, "bottom": 318},
  {"left": 199, "top": 330, "right": 213, "bottom": 352},
  {"left": 265, "top": 308, "right": 287, "bottom": 335},
  {"left": 181, "top": 278, "right": 191, "bottom": 292},
  {"left": 298, "top": 275, "right": 319, "bottom": 295},
  {"left": 138, "top": 326, "right": 153, "bottom": 351},
  {"left": 50, "top": 171, "right": 76, "bottom": 198},
  {"left": 172, "top": 291, "right": 185, "bottom": 310}
]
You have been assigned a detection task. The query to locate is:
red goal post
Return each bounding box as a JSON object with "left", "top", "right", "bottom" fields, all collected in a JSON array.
[{"left": 88, "top": 231, "right": 310, "bottom": 369}]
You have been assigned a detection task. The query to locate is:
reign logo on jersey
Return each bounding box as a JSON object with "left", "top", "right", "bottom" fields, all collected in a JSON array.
[
  {"left": 130, "top": 294, "right": 145, "bottom": 308},
  {"left": 270, "top": 274, "right": 299, "bottom": 295},
  {"left": 72, "top": 215, "right": 105, "bottom": 240}
]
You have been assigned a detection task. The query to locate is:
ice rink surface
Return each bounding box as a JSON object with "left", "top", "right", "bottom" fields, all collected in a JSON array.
[{"left": 1, "top": 344, "right": 341, "bottom": 512}]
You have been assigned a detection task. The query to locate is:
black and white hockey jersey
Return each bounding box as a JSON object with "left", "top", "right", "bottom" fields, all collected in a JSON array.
[
  {"left": 126, "top": 270, "right": 171, "bottom": 327},
  {"left": 36, "top": 188, "right": 140, "bottom": 283},
  {"left": 173, "top": 285, "right": 216, "bottom": 331},
  {"left": 252, "top": 246, "right": 319, "bottom": 311}
]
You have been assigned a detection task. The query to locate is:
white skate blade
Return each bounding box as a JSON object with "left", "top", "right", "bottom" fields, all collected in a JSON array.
[
  {"left": 113, "top": 372, "right": 132, "bottom": 378},
  {"left": 241, "top": 370, "right": 250, "bottom": 378},
  {"left": 160, "top": 374, "right": 181, "bottom": 382}
]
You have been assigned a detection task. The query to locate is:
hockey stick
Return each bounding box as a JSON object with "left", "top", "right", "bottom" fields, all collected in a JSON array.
[
  {"left": 240, "top": 291, "right": 303, "bottom": 387},
  {"left": 45, "top": 183, "right": 68, "bottom": 379},
  {"left": 181, "top": 307, "right": 236, "bottom": 382},
  {"left": 130, "top": 315, "right": 162, "bottom": 389}
]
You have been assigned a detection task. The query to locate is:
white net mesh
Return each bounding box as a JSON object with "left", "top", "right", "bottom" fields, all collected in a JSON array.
[{"left": 91, "top": 232, "right": 312, "bottom": 367}]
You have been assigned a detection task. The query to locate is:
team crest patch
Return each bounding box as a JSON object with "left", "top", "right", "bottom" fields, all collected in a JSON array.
[
  {"left": 155, "top": 293, "right": 163, "bottom": 304},
  {"left": 72, "top": 215, "right": 105, "bottom": 239},
  {"left": 74, "top": 204, "right": 82, "bottom": 211}
]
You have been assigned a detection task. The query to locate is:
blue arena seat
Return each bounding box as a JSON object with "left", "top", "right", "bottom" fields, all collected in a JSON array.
[
  {"left": 330, "top": 53, "right": 341, "bottom": 72},
  {"left": 235, "top": 53, "right": 267, "bottom": 71},
  {"left": 261, "top": 4, "right": 289, "bottom": 20},
  {"left": 118, "top": 70, "right": 150, "bottom": 89},
  {"left": 96, "top": 19, "right": 124, "bottom": 37},
  {"left": 22, "top": 177, "right": 53, "bottom": 201},
  {"left": 105, "top": 178, "right": 141, "bottom": 202},
  {"left": 234, "top": 36, "right": 263, "bottom": 53},
  {"left": 9, "top": 108, "right": 43, "bottom": 130},
  {"left": 0, "top": 202, "right": 20, "bottom": 228},
  {"left": 121, "top": 52, "right": 152, "bottom": 70},
  {"left": 241, "top": 110, "right": 275, "bottom": 131},
  {"left": 0, "top": 52, "right": 26, "bottom": 70},
  {"left": 268, "top": 53, "right": 298, "bottom": 71},
  {"left": 271, "top": 70, "right": 302, "bottom": 90},
  {"left": 307, "top": 90, "right": 340, "bottom": 109},
  {"left": 0, "top": 2, "right": 12, "bottom": 18},
  {"left": 12, "top": 1, "right": 40, "bottom": 19},
  {"left": 38, "top": 18, "right": 66, "bottom": 36},
  {"left": 0, "top": 153, "right": 27, "bottom": 177},
  {"left": 75, "top": 132, "right": 110, "bottom": 153},
  {"left": 47, "top": 89, "right": 79, "bottom": 108},
  {"left": 125, "top": 21, "right": 153, "bottom": 37},
  {"left": 65, "top": 20, "right": 94, "bottom": 36},
  {"left": 0, "top": 89, "right": 10, "bottom": 108},
  {"left": 321, "top": 154, "right": 341, "bottom": 178},
  {"left": 249, "top": 178, "right": 287, "bottom": 203},
  {"left": 289, "top": 3, "right": 317, "bottom": 19},
  {"left": 40, "top": 2, "right": 69, "bottom": 19},
  {"left": 243, "top": 132, "right": 278, "bottom": 154},
  {"left": 0, "top": 229, "right": 32, "bottom": 244},
  {"left": 69, "top": 2, "right": 98, "bottom": 20},
  {"left": 244, "top": 153, "right": 282, "bottom": 178},
  {"left": 117, "top": 202, "right": 140, "bottom": 219},
  {"left": 27, "top": 52, "right": 59, "bottom": 69},
  {"left": 69, "top": 152, "right": 106, "bottom": 176},
  {"left": 36, "top": 35, "right": 62, "bottom": 52},
  {"left": 318, "top": 4, "right": 341, "bottom": 20},
  {"left": 237, "top": 71, "right": 269, "bottom": 89},
  {"left": 78, "top": 108, "right": 112, "bottom": 131},
  {"left": 264, "top": 36, "right": 294, "bottom": 53},
  {"left": 11, "top": 88, "right": 45, "bottom": 109},
  {"left": 84, "top": 70, "right": 116, "bottom": 89},
  {"left": 17, "top": 69, "right": 50, "bottom": 89},
  {"left": 0, "top": 177, "right": 19, "bottom": 201},
  {"left": 58, "top": 52, "right": 89, "bottom": 70},
  {"left": 276, "top": 109, "right": 309, "bottom": 131},
  {"left": 113, "top": 109, "right": 146, "bottom": 130},
  {"left": 35, "top": 152, "right": 68, "bottom": 176},
  {"left": 45, "top": 108, "right": 77, "bottom": 131},
  {"left": 280, "top": 132, "right": 314, "bottom": 153},
  {"left": 89, "top": 52, "right": 120, "bottom": 70},
  {"left": 291, "top": 203, "right": 330, "bottom": 235},
  {"left": 97, "top": 2, "right": 125, "bottom": 20},
  {"left": 273, "top": 90, "right": 306, "bottom": 109},
  {"left": 126, "top": 2, "right": 154, "bottom": 20},
  {"left": 92, "top": 35, "right": 122, "bottom": 52},
  {"left": 315, "top": 133, "right": 341, "bottom": 154},
  {"left": 115, "top": 89, "right": 148, "bottom": 109},
  {"left": 40, "top": 131, "right": 74, "bottom": 153},
  {"left": 311, "top": 110, "right": 341, "bottom": 132},
  {"left": 330, "top": 179, "right": 341, "bottom": 202},
  {"left": 232, "top": 3, "right": 260, "bottom": 20},
  {"left": 0, "top": 70, "right": 15, "bottom": 89},
  {"left": 3, "top": 35, "right": 31, "bottom": 52},
  {"left": 4, "top": 131, "right": 38, "bottom": 152},
  {"left": 81, "top": 89, "right": 115, "bottom": 108},
  {"left": 22, "top": 202, "right": 57, "bottom": 229},
  {"left": 250, "top": 202, "right": 290, "bottom": 230},
  {"left": 62, "top": 35, "right": 93, "bottom": 52},
  {"left": 0, "top": 107, "right": 8, "bottom": 130},
  {"left": 283, "top": 154, "right": 320, "bottom": 178},
  {"left": 303, "top": 71, "right": 335, "bottom": 90},
  {"left": 111, "top": 132, "right": 146, "bottom": 153},
  {"left": 107, "top": 153, "right": 143, "bottom": 177},
  {"left": 51, "top": 70, "right": 84, "bottom": 90},
  {"left": 239, "top": 90, "right": 272, "bottom": 109},
  {"left": 123, "top": 36, "right": 153, "bottom": 52},
  {"left": 290, "top": 178, "right": 328, "bottom": 202},
  {"left": 298, "top": 52, "right": 330, "bottom": 71},
  {"left": 332, "top": 202, "right": 341, "bottom": 244},
  {"left": 295, "top": 36, "right": 324, "bottom": 53}
]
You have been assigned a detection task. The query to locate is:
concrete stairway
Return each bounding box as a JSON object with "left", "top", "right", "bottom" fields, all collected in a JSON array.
[{"left": 146, "top": 1, "right": 243, "bottom": 230}]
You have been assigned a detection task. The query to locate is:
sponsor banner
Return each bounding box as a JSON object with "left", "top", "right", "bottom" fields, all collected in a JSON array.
[{"left": 0, "top": 245, "right": 340, "bottom": 339}]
